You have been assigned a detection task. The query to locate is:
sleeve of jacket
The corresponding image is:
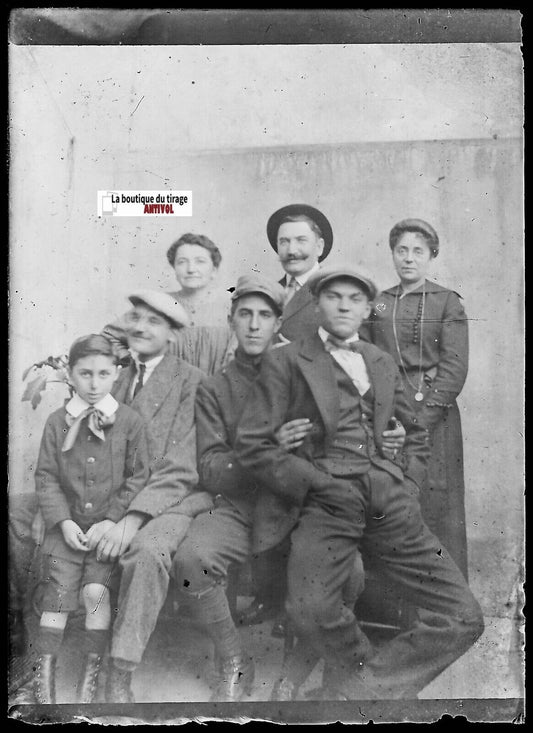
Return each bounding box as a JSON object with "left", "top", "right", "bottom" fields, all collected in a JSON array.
[
  {"left": 35, "top": 414, "right": 73, "bottom": 530},
  {"left": 105, "top": 415, "right": 151, "bottom": 522},
  {"left": 127, "top": 370, "right": 202, "bottom": 517},
  {"left": 235, "top": 349, "right": 331, "bottom": 506},
  {"left": 419, "top": 292, "right": 469, "bottom": 430},
  {"left": 195, "top": 380, "right": 250, "bottom": 498},
  {"left": 101, "top": 313, "right": 132, "bottom": 364},
  {"left": 391, "top": 369, "right": 431, "bottom": 489}
]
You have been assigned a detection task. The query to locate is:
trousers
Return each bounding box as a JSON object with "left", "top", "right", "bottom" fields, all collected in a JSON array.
[
  {"left": 172, "top": 497, "right": 253, "bottom": 598},
  {"left": 286, "top": 469, "right": 484, "bottom": 698},
  {"left": 110, "top": 513, "right": 193, "bottom": 665}
]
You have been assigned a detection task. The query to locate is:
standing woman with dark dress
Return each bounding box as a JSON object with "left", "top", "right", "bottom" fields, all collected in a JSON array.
[{"left": 360, "top": 219, "right": 469, "bottom": 579}]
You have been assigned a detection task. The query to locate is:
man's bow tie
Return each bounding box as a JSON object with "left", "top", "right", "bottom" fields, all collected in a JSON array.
[
  {"left": 325, "top": 335, "right": 363, "bottom": 353},
  {"left": 62, "top": 407, "right": 116, "bottom": 452}
]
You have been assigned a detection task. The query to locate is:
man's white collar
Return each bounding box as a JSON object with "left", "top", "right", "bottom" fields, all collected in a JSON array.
[{"left": 292, "top": 261, "right": 320, "bottom": 287}]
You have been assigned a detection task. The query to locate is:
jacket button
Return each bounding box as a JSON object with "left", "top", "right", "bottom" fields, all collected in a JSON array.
[
  {"left": 85, "top": 502, "right": 93, "bottom": 510},
  {"left": 87, "top": 457, "right": 95, "bottom": 463},
  {"left": 87, "top": 480, "right": 94, "bottom": 487}
]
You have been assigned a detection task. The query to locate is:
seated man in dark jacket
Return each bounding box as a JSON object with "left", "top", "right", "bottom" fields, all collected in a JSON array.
[
  {"left": 171, "top": 274, "right": 407, "bottom": 702},
  {"left": 234, "top": 267, "right": 484, "bottom": 700}
]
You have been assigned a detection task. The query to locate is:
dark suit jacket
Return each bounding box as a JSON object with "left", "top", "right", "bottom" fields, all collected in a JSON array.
[
  {"left": 112, "top": 353, "right": 213, "bottom": 519},
  {"left": 35, "top": 404, "right": 149, "bottom": 531},
  {"left": 235, "top": 334, "right": 430, "bottom": 548},
  {"left": 278, "top": 277, "right": 320, "bottom": 342}
]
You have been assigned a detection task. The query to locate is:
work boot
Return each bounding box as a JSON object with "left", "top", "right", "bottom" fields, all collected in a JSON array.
[
  {"left": 210, "top": 654, "right": 255, "bottom": 702},
  {"left": 34, "top": 654, "right": 56, "bottom": 704},
  {"left": 77, "top": 653, "right": 103, "bottom": 704},
  {"left": 105, "top": 662, "right": 135, "bottom": 703}
]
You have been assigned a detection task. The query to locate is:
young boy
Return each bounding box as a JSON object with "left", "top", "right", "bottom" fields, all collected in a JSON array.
[{"left": 32, "top": 334, "right": 149, "bottom": 704}]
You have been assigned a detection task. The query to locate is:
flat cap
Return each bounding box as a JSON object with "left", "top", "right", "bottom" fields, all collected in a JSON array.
[
  {"left": 267, "top": 204, "right": 333, "bottom": 262},
  {"left": 308, "top": 267, "right": 377, "bottom": 301},
  {"left": 128, "top": 290, "right": 190, "bottom": 328},
  {"left": 389, "top": 218, "right": 439, "bottom": 256},
  {"left": 231, "top": 274, "right": 285, "bottom": 315}
]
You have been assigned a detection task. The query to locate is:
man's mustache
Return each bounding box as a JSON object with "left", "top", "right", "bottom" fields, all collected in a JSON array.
[{"left": 280, "top": 254, "right": 307, "bottom": 262}]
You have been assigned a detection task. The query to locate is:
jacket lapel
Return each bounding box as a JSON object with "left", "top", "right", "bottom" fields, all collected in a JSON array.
[
  {"left": 356, "top": 342, "right": 393, "bottom": 439},
  {"left": 282, "top": 283, "right": 315, "bottom": 325},
  {"left": 297, "top": 333, "right": 339, "bottom": 442},
  {"left": 130, "top": 353, "right": 178, "bottom": 423}
]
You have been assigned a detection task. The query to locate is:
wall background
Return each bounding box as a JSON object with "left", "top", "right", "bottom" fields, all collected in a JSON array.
[{"left": 9, "top": 44, "right": 523, "bottom": 622}]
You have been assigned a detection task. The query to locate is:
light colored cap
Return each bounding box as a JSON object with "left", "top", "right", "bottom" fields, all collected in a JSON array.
[
  {"left": 308, "top": 267, "right": 377, "bottom": 301},
  {"left": 231, "top": 274, "right": 285, "bottom": 315},
  {"left": 128, "top": 290, "right": 190, "bottom": 328}
]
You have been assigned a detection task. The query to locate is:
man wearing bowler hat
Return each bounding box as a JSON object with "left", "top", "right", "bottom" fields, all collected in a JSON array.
[
  {"left": 267, "top": 203, "right": 333, "bottom": 341},
  {"left": 235, "top": 266, "right": 484, "bottom": 699}
]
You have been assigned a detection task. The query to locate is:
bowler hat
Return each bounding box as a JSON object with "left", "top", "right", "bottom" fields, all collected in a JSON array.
[
  {"left": 267, "top": 204, "right": 333, "bottom": 262},
  {"left": 389, "top": 219, "right": 439, "bottom": 257},
  {"left": 231, "top": 274, "right": 285, "bottom": 315},
  {"left": 308, "top": 267, "right": 377, "bottom": 301},
  {"left": 128, "top": 290, "right": 190, "bottom": 328}
]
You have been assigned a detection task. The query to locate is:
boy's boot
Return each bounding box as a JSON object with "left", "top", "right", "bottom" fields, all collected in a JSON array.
[
  {"left": 34, "top": 654, "right": 56, "bottom": 704},
  {"left": 77, "top": 653, "right": 103, "bottom": 704}
]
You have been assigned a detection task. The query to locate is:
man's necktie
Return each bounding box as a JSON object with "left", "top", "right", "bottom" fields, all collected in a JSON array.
[
  {"left": 133, "top": 363, "right": 146, "bottom": 400},
  {"left": 324, "top": 335, "right": 363, "bottom": 353},
  {"left": 62, "top": 407, "right": 116, "bottom": 452},
  {"left": 284, "top": 277, "right": 299, "bottom": 304}
]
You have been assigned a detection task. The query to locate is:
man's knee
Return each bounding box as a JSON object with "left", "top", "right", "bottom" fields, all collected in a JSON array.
[
  {"left": 120, "top": 532, "right": 172, "bottom": 576},
  {"left": 172, "top": 537, "right": 223, "bottom": 594}
]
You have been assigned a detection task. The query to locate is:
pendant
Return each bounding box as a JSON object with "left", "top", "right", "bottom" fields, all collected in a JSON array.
[{"left": 415, "top": 391, "right": 424, "bottom": 402}]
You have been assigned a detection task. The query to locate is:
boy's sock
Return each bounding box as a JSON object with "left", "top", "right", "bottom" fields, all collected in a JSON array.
[
  {"left": 36, "top": 627, "right": 64, "bottom": 656},
  {"left": 83, "top": 629, "right": 110, "bottom": 657},
  {"left": 208, "top": 616, "right": 244, "bottom": 661}
]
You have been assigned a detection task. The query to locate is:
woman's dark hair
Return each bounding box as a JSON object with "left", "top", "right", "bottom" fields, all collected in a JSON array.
[
  {"left": 68, "top": 334, "right": 118, "bottom": 368},
  {"left": 389, "top": 219, "right": 439, "bottom": 258},
  {"left": 166, "top": 233, "right": 222, "bottom": 269}
]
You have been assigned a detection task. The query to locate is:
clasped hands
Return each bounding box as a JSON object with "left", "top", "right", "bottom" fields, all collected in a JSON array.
[{"left": 59, "top": 516, "right": 137, "bottom": 562}]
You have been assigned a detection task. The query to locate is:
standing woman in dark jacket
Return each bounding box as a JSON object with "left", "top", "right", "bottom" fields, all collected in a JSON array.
[{"left": 360, "top": 219, "right": 469, "bottom": 579}]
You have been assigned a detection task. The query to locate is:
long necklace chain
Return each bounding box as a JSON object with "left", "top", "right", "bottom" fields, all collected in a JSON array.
[{"left": 392, "top": 282, "right": 426, "bottom": 400}]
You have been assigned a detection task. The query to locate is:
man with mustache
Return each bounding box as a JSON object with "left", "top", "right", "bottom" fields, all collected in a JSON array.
[{"left": 267, "top": 203, "right": 333, "bottom": 342}]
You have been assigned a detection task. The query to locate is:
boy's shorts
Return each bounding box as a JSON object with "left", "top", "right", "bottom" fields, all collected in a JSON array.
[{"left": 40, "top": 525, "right": 120, "bottom": 612}]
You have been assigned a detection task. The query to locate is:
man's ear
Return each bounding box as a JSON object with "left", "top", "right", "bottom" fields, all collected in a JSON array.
[
  {"left": 316, "top": 237, "right": 325, "bottom": 258},
  {"left": 273, "top": 315, "right": 283, "bottom": 334}
]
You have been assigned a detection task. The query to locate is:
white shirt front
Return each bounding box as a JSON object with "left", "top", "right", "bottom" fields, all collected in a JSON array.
[
  {"left": 129, "top": 353, "right": 165, "bottom": 401},
  {"left": 65, "top": 392, "right": 119, "bottom": 418},
  {"left": 318, "top": 326, "right": 371, "bottom": 396}
]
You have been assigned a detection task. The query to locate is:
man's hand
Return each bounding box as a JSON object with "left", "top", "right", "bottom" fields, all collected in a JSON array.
[
  {"left": 95, "top": 513, "right": 145, "bottom": 562},
  {"left": 382, "top": 418, "right": 406, "bottom": 459},
  {"left": 31, "top": 509, "right": 45, "bottom": 545},
  {"left": 85, "top": 519, "right": 116, "bottom": 551},
  {"left": 60, "top": 519, "right": 90, "bottom": 552},
  {"left": 276, "top": 418, "right": 313, "bottom": 452}
]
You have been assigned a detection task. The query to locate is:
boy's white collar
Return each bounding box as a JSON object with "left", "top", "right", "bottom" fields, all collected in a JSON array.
[{"left": 66, "top": 392, "right": 119, "bottom": 418}]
